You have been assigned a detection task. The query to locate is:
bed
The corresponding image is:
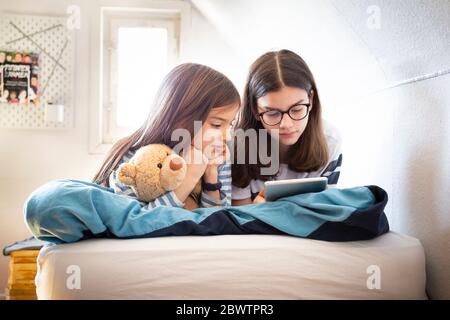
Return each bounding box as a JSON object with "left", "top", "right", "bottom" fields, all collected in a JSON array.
[{"left": 35, "top": 231, "right": 427, "bottom": 299}]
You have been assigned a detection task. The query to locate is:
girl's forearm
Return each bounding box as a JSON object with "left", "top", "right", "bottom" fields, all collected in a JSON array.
[
  {"left": 202, "top": 166, "right": 221, "bottom": 202},
  {"left": 173, "top": 174, "right": 201, "bottom": 203}
]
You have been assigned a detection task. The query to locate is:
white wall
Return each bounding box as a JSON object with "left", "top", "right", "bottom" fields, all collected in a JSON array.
[
  {"left": 0, "top": 0, "right": 100, "bottom": 295},
  {"left": 391, "top": 78, "right": 450, "bottom": 299},
  {"left": 190, "top": 0, "right": 450, "bottom": 300},
  {"left": 331, "top": 0, "right": 450, "bottom": 299}
]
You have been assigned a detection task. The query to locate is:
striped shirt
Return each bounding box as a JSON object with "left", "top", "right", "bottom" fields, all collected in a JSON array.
[
  {"left": 109, "top": 149, "right": 232, "bottom": 209},
  {"left": 232, "top": 121, "right": 343, "bottom": 201}
]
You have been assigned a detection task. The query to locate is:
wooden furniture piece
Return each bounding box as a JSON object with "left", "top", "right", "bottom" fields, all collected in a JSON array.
[{"left": 6, "top": 250, "right": 39, "bottom": 300}]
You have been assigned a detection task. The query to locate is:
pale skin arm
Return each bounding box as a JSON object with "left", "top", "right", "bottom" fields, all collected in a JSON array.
[
  {"left": 173, "top": 173, "right": 203, "bottom": 204},
  {"left": 202, "top": 166, "right": 221, "bottom": 202},
  {"left": 232, "top": 198, "right": 252, "bottom": 206},
  {"left": 172, "top": 145, "right": 208, "bottom": 204},
  {"left": 174, "top": 144, "right": 225, "bottom": 209},
  {"left": 232, "top": 189, "right": 266, "bottom": 206},
  {"left": 201, "top": 143, "right": 231, "bottom": 203},
  {"left": 180, "top": 163, "right": 221, "bottom": 209}
]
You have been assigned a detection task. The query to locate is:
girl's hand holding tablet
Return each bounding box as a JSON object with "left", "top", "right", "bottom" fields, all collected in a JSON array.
[{"left": 253, "top": 188, "right": 266, "bottom": 204}]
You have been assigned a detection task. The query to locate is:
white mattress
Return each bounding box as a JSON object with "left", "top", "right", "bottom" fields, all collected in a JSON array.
[{"left": 35, "top": 232, "right": 427, "bottom": 299}]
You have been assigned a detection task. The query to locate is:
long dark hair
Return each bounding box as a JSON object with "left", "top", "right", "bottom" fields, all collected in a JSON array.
[
  {"left": 232, "top": 49, "right": 329, "bottom": 188},
  {"left": 93, "top": 63, "right": 240, "bottom": 187}
]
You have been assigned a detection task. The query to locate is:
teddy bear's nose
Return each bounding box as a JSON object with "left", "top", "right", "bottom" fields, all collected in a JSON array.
[{"left": 169, "top": 157, "right": 183, "bottom": 171}]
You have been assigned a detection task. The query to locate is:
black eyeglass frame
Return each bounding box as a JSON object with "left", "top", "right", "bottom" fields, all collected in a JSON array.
[{"left": 258, "top": 103, "right": 311, "bottom": 126}]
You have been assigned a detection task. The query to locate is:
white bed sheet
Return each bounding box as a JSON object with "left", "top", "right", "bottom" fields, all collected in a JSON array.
[{"left": 35, "top": 232, "right": 427, "bottom": 299}]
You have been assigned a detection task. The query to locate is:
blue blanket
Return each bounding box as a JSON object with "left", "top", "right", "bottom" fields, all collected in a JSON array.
[{"left": 24, "top": 179, "right": 389, "bottom": 244}]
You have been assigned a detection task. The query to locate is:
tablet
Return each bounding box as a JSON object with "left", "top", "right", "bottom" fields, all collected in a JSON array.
[{"left": 264, "top": 177, "right": 328, "bottom": 201}]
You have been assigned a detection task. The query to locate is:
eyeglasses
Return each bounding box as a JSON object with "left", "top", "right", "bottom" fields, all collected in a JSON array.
[{"left": 258, "top": 103, "right": 311, "bottom": 126}]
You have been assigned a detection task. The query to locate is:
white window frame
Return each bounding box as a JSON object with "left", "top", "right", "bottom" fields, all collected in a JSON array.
[{"left": 89, "top": 2, "right": 191, "bottom": 154}]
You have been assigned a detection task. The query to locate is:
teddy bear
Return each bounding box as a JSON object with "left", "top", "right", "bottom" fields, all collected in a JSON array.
[{"left": 117, "top": 144, "right": 202, "bottom": 210}]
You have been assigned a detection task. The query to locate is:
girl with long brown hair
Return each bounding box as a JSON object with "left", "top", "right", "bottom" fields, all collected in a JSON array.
[
  {"left": 231, "top": 49, "right": 343, "bottom": 205},
  {"left": 93, "top": 63, "right": 240, "bottom": 209}
]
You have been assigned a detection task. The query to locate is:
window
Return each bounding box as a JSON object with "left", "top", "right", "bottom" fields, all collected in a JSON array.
[
  {"left": 105, "top": 14, "right": 179, "bottom": 143},
  {"left": 114, "top": 25, "right": 169, "bottom": 128},
  {"left": 86, "top": 4, "right": 190, "bottom": 154},
  {"left": 89, "top": 3, "right": 190, "bottom": 153}
]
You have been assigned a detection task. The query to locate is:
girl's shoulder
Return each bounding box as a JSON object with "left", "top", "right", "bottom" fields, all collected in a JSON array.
[
  {"left": 117, "top": 149, "right": 136, "bottom": 166},
  {"left": 218, "top": 161, "right": 232, "bottom": 176}
]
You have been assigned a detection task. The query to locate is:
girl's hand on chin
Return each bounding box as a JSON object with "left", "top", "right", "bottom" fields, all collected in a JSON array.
[
  {"left": 202, "top": 144, "right": 229, "bottom": 183},
  {"left": 204, "top": 143, "right": 230, "bottom": 166},
  {"left": 182, "top": 145, "right": 208, "bottom": 182}
]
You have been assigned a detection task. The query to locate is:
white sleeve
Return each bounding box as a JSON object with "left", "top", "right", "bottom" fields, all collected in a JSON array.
[
  {"left": 231, "top": 184, "right": 252, "bottom": 200},
  {"left": 109, "top": 170, "right": 185, "bottom": 208},
  {"left": 200, "top": 190, "right": 228, "bottom": 207},
  {"left": 320, "top": 122, "right": 343, "bottom": 186}
]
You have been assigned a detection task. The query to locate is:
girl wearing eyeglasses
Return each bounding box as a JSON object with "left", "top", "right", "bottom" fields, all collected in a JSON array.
[{"left": 231, "top": 49, "right": 343, "bottom": 205}]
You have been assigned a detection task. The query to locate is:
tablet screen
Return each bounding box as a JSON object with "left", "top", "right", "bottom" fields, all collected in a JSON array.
[{"left": 264, "top": 177, "right": 328, "bottom": 201}]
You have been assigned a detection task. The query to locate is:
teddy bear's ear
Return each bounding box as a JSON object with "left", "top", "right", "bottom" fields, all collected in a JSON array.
[{"left": 117, "top": 163, "right": 137, "bottom": 186}]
